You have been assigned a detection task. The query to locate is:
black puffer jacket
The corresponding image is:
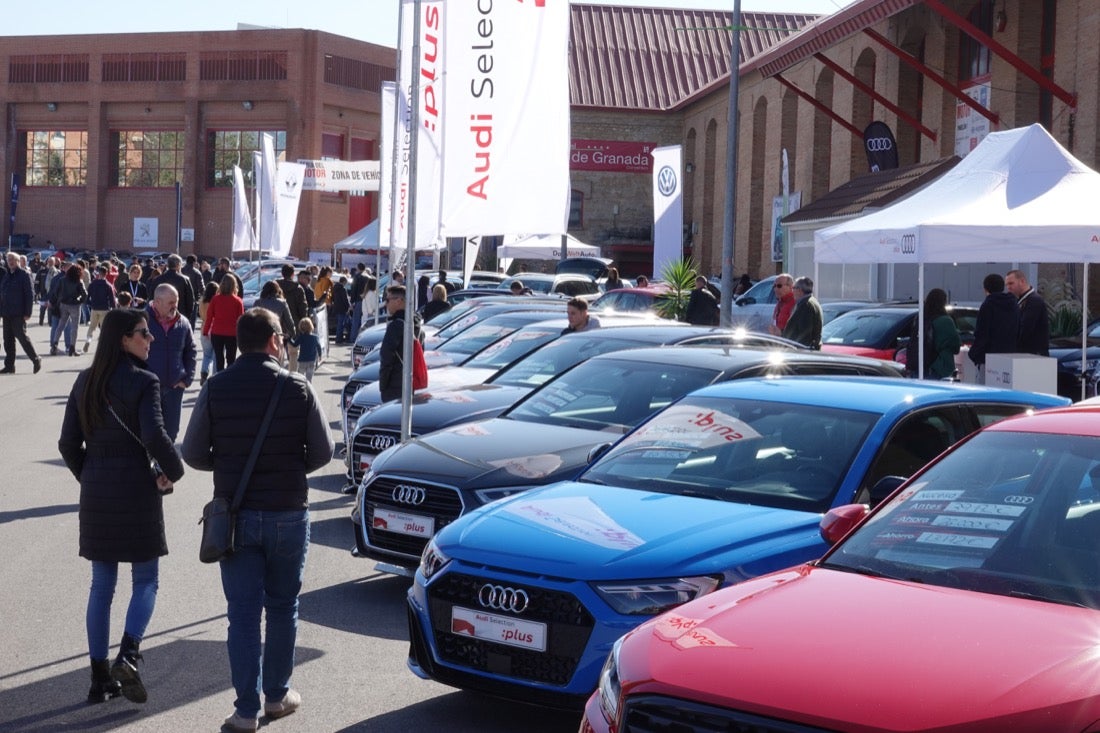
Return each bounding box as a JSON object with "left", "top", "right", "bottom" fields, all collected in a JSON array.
[{"left": 58, "top": 355, "right": 185, "bottom": 562}]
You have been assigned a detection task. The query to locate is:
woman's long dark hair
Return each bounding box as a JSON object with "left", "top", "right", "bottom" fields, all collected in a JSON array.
[
  {"left": 924, "top": 288, "right": 949, "bottom": 319},
  {"left": 78, "top": 308, "right": 147, "bottom": 437}
]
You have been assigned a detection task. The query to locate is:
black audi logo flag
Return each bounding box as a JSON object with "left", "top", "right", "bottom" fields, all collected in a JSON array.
[{"left": 864, "top": 121, "right": 899, "bottom": 173}]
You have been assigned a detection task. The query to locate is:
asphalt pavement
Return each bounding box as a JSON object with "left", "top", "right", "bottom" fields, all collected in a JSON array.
[{"left": 0, "top": 320, "right": 581, "bottom": 732}]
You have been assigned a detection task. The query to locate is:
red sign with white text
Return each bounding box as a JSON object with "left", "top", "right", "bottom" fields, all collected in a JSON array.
[{"left": 571, "top": 139, "right": 655, "bottom": 173}]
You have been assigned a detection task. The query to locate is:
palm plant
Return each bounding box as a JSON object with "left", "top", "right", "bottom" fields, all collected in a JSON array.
[{"left": 654, "top": 257, "right": 699, "bottom": 321}]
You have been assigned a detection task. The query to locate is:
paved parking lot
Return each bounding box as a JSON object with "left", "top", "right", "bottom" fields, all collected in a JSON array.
[{"left": 0, "top": 323, "right": 581, "bottom": 732}]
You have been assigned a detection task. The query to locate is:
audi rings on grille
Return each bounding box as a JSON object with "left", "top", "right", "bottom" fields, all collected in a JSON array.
[
  {"left": 392, "top": 484, "right": 427, "bottom": 505},
  {"left": 478, "top": 584, "right": 530, "bottom": 614},
  {"left": 365, "top": 434, "right": 398, "bottom": 452}
]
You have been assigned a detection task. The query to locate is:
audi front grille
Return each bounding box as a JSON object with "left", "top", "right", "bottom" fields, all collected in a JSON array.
[
  {"left": 350, "top": 429, "right": 403, "bottom": 484},
  {"left": 342, "top": 379, "right": 365, "bottom": 411},
  {"left": 345, "top": 405, "right": 367, "bottom": 444},
  {"left": 621, "top": 695, "right": 836, "bottom": 733},
  {"left": 364, "top": 475, "right": 461, "bottom": 558},
  {"left": 426, "top": 571, "right": 594, "bottom": 687}
]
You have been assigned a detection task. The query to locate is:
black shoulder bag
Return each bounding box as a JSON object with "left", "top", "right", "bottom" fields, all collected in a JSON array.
[{"left": 198, "top": 370, "right": 288, "bottom": 564}]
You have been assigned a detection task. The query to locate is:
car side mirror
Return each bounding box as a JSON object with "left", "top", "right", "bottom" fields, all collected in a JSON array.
[
  {"left": 820, "top": 504, "right": 869, "bottom": 545},
  {"left": 587, "top": 442, "right": 613, "bottom": 465},
  {"left": 869, "top": 475, "right": 906, "bottom": 507}
]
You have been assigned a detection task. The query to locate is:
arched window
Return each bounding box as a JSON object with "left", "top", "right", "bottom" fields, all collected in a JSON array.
[{"left": 958, "top": 0, "right": 994, "bottom": 82}]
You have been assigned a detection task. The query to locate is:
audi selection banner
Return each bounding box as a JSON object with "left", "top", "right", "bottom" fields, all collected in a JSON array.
[
  {"left": 439, "top": 0, "right": 570, "bottom": 237},
  {"left": 651, "top": 145, "right": 683, "bottom": 280},
  {"left": 379, "top": 81, "right": 397, "bottom": 259},
  {"left": 395, "top": 0, "right": 445, "bottom": 251}
]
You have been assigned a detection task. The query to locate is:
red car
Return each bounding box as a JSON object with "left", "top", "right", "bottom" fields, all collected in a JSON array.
[{"left": 583, "top": 405, "right": 1100, "bottom": 733}]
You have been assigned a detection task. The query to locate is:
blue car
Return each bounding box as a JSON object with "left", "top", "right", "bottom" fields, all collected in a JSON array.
[{"left": 406, "top": 377, "right": 1068, "bottom": 709}]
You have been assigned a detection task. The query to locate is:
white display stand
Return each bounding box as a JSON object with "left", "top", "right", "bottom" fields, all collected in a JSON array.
[{"left": 983, "top": 353, "right": 1058, "bottom": 395}]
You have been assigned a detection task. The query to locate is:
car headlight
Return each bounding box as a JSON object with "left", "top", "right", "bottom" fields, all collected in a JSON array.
[
  {"left": 593, "top": 575, "right": 720, "bottom": 615},
  {"left": 473, "top": 486, "right": 526, "bottom": 504},
  {"left": 1063, "top": 359, "right": 1099, "bottom": 372},
  {"left": 419, "top": 538, "right": 450, "bottom": 580},
  {"left": 597, "top": 637, "right": 623, "bottom": 724}
]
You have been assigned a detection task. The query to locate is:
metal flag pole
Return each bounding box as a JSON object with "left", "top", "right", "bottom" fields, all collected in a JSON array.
[
  {"left": 719, "top": 0, "right": 742, "bottom": 326},
  {"left": 401, "top": 0, "right": 424, "bottom": 442}
]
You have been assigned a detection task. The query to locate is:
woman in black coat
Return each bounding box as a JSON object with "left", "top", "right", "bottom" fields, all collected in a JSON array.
[{"left": 58, "top": 308, "right": 184, "bottom": 706}]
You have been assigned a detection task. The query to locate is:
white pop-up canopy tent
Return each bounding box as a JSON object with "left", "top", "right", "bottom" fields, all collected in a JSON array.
[
  {"left": 816, "top": 123, "right": 1100, "bottom": 386},
  {"left": 497, "top": 233, "right": 599, "bottom": 260}
]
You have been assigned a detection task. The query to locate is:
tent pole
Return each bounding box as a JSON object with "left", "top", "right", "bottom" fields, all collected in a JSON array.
[
  {"left": 918, "top": 263, "right": 924, "bottom": 379},
  {"left": 1083, "top": 262, "right": 1089, "bottom": 401}
]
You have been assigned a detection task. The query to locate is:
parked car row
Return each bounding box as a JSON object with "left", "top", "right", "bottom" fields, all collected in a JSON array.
[{"left": 332, "top": 278, "right": 1084, "bottom": 727}]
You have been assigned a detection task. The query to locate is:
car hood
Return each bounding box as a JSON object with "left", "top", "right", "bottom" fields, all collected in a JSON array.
[
  {"left": 355, "top": 385, "right": 532, "bottom": 433},
  {"left": 437, "top": 483, "right": 825, "bottom": 581},
  {"left": 820, "top": 344, "right": 894, "bottom": 360},
  {"left": 350, "top": 365, "right": 499, "bottom": 409},
  {"left": 625, "top": 565, "right": 1100, "bottom": 731},
  {"left": 372, "top": 419, "right": 618, "bottom": 488}
]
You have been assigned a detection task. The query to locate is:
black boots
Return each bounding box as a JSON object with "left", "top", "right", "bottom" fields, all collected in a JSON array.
[
  {"left": 87, "top": 658, "right": 121, "bottom": 704},
  {"left": 111, "top": 633, "right": 147, "bottom": 704}
]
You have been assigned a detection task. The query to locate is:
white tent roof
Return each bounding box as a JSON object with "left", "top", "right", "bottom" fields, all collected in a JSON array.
[
  {"left": 497, "top": 233, "right": 599, "bottom": 260},
  {"left": 815, "top": 124, "right": 1100, "bottom": 264},
  {"left": 332, "top": 220, "right": 379, "bottom": 251}
]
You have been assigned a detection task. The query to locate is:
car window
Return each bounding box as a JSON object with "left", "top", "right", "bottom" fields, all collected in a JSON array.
[
  {"left": 861, "top": 408, "right": 970, "bottom": 499},
  {"left": 827, "top": 431, "right": 1100, "bottom": 607},
  {"left": 464, "top": 328, "right": 561, "bottom": 369},
  {"left": 971, "top": 403, "right": 1043, "bottom": 429},
  {"left": 822, "top": 311, "right": 909, "bottom": 347},
  {"left": 439, "top": 323, "right": 519, "bottom": 355},
  {"left": 508, "top": 360, "right": 719, "bottom": 433},
  {"left": 490, "top": 336, "right": 652, "bottom": 389},
  {"left": 739, "top": 278, "right": 776, "bottom": 305},
  {"left": 579, "top": 396, "right": 877, "bottom": 514}
]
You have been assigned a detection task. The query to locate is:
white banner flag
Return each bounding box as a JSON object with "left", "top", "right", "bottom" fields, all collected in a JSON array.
[
  {"left": 258, "top": 133, "right": 279, "bottom": 252},
  {"left": 380, "top": 81, "right": 397, "bottom": 256},
  {"left": 439, "top": 0, "right": 570, "bottom": 237},
  {"left": 271, "top": 162, "right": 306, "bottom": 259},
  {"left": 396, "top": 0, "right": 445, "bottom": 251},
  {"left": 298, "top": 159, "right": 381, "bottom": 192},
  {"left": 231, "top": 165, "right": 256, "bottom": 253},
  {"left": 652, "top": 145, "right": 683, "bottom": 278}
]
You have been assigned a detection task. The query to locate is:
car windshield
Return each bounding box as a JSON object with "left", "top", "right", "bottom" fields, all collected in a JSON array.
[
  {"left": 426, "top": 298, "right": 481, "bottom": 327},
  {"left": 507, "top": 360, "right": 719, "bottom": 433},
  {"left": 463, "top": 327, "right": 561, "bottom": 370},
  {"left": 490, "top": 335, "right": 657, "bottom": 389},
  {"left": 822, "top": 310, "right": 908, "bottom": 347},
  {"left": 438, "top": 323, "right": 524, "bottom": 355},
  {"left": 824, "top": 430, "right": 1100, "bottom": 609},
  {"left": 579, "top": 396, "right": 876, "bottom": 514}
]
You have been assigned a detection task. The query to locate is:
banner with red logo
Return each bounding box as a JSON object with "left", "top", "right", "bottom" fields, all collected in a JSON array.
[
  {"left": 439, "top": 0, "right": 570, "bottom": 237},
  {"left": 571, "top": 140, "right": 655, "bottom": 173},
  {"left": 379, "top": 81, "right": 397, "bottom": 256},
  {"left": 396, "top": 0, "right": 445, "bottom": 251}
]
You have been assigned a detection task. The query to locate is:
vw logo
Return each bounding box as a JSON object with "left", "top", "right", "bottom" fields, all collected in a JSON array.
[
  {"left": 478, "top": 584, "right": 530, "bottom": 614},
  {"left": 392, "top": 484, "right": 427, "bottom": 505},
  {"left": 366, "top": 434, "right": 398, "bottom": 452},
  {"left": 865, "top": 137, "right": 894, "bottom": 152},
  {"left": 657, "top": 165, "right": 678, "bottom": 196}
]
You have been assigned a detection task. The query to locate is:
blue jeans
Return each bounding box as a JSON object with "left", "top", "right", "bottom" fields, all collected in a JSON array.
[
  {"left": 160, "top": 385, "right": 185, "bottom": 441},
  {"left": 201, "top": 336, "right": 216, "bottom": 376},
  {"left": 219, "top": 509, "right": 309, "bottom": 718},
  {"left": 335, "top": 313, "right": 351, "bottom": 343},
  {"left": 350, "top": 300, "right": 363, "bottom": 341},
  {"left": 86, "top": 559, "right": 159, "bottom": 660},
  {"left": 57, "top": 304, "right": 80, "bottom": 351}
]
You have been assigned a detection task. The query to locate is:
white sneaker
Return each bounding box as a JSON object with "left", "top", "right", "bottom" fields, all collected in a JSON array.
[
  {"left": 264, "top": 688, "right": 301, "bottom": 719},
  {"left": 223, "top": 712, "right": 258, "bottom": 732}
]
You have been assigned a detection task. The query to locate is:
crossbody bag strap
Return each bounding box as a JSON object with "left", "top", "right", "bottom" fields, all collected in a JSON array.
[
  {"left": 229, "top": 369, "right": 288, "bottom": 512},
  {"left": 106, "top": 401, "right": 157, "bottom": 465}
]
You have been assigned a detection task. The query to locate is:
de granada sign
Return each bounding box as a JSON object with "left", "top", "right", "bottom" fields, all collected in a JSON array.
[{"left": 571, "top": 139, "right": 656, "bottom": 173}]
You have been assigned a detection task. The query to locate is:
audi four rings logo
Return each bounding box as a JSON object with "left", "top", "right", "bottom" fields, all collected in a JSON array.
[
  {"left": 478, "top": 584, "right": 530, "bottom": 613},
  {"left": 866, "top": 137, "right": 894, "bottom": 152},
  {"left": 365, "top": 434, "right": 397, "bottom": 452},
  {"left": 657, "top": 165, "right": 677, "bottom": 196},
  {"left": 1004, "top": 495, "right": 1034, "bottom": 505},
  {"left": 901, "top": 234, "right": 917, "bottom": 254},
  {"left": 392, "top": 484, "right": 427, "bottom": 505}
]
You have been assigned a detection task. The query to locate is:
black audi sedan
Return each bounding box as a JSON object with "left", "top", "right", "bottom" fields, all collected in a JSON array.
[
  {"left": 344, "top": 324, "right": 807, "bottom": 487},
  {"left": 350, "top": 346, "right": 903, "bottom": 573}
]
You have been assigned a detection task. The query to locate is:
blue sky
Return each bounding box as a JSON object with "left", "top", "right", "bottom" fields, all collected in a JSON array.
[{"left": 5, "top": 1, "right": 858, "bottom": 47}]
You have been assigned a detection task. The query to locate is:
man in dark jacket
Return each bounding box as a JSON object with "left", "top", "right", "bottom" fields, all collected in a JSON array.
[
  {"left": 969, "top": 272, "right": 1020, "bottom": 381},
  {"left": 331, "top": 275, "right": 352, "bottom": 344},
  {"left": 0, "top": 252, "right": 41, "bottom": 374},
  {"left": 83, "top": 265, "right": 117, "bottom": 353},
  {"left": 181, "top": 307, "right": 333, "bottom": 732},
  {"left": 1005, "top": 269, "right": 1050, "bottom": 356},
  {"left": 145, "top": 284, "right": 196, "bottom": 440},
  {"left": 182, "top": 255, "right": 206, "bottom": 322},
  {"left": 150, "top": 255, "right": 195, "bottom": 328},
  {"left": 685, "top": 275, "right": 719, "bottom": 326},
  {"left": 276, "top": 264, "right": 308, "bottom": 370},
  {"left": 782, "top": 276, "right": 823, "bottom": 349},
  {"left": 378, "top": 284, "right": 423, "bottom": 402}
]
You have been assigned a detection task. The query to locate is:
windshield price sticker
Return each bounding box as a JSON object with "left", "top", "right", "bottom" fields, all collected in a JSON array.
[
  {"left": 451, "top": 606, "right": 547, "bottom": 652},
  {"left": 619, "top": 404, "right": 759, "bottom": 450},
  {"left": 916, "top": 531, "right": 999, "bottom": 549},
  {"left": 372, "top": 508, "right": 434, "bottom": 538},
  {"left": 931, "top": 515, "right": 1014, "bottom": 532},
  {"left": 909, "top": 490, "right": 964, "bottom": 501},
  {"left": 944, "top": 501, "right": 1027, "bottom": 517}
]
